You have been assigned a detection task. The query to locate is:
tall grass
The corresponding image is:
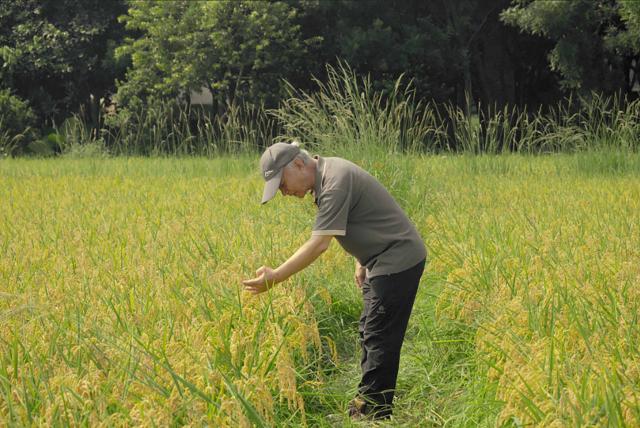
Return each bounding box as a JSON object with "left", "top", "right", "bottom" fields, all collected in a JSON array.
[
  {"left": 273, "top": 64, "right": 640, "bottom": 155},
  {"left": 271, "top": 62, "right": 442, "bottom": 155},
  {"left": 48, "top": 100, "right": 279, "bottom": 158},
  {"left": 100, "top": 101, "right": 278, "bottom": 156},
  {"left": 7, "top": 64, "right": 634, "bottom": 158}
]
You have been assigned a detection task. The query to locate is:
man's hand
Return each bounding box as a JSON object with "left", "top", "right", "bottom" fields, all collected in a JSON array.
[
  {"left": 242, "top": 235, "right": 332, "bottom": 296},
  {"left": 242, "top": 266, "right": 280, "bottom": 294},
  {"left": 354, "top": 263, "right": 366, "bottom": 288}
]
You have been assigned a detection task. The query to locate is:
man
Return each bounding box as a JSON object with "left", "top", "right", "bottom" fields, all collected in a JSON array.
[{"left": 242, "top": 141, "right": 426, "bottom": 420}]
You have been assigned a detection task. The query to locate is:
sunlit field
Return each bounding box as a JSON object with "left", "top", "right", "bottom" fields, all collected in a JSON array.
[{"left": 1, "top": 152, "right": 640, "bottom": 426}]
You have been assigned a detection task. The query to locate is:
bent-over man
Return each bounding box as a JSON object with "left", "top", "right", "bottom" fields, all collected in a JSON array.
[{"left": 242, "top": 141, "right": 426, "bottom": 420}]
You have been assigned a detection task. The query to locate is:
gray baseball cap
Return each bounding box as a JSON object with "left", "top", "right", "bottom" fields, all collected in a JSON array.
[{"left": 259, "top": 142, "right": 300, "bottom": 204}]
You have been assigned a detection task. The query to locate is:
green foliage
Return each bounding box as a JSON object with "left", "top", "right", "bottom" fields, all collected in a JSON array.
[
  {"left": 2, "top": 0, "right": 637, "bottom": 155},
  {"left": 2, "top": 154, "right": 640, "bottom": 425},
  {"left": 606, "top": 1, "right": 640, "bottom": 54},
  {"left": 24, "top": 139, "right": 55, "bottom": 157},
  {"left": 0, "top": 89, "right": 37, "bottom": 156},
  {"left": 116, "top": 1, "right": 315, "bottom": 109},
  {"left": 116, "top": 0, "right": 554, "bottom": 113},
  {"left": 501, "top": 0, "right": 640, "bottom": 93}
]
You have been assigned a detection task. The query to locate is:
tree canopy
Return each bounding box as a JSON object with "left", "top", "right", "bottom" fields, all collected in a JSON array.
[
  {"left": 502, "top": 0, "right": 640, "bottom": 94},
  {"left": 115, "top": 1, "right": 318, "bottom": 110},
  {"left": 1, "top": 0, "right": 638, "bottom": 131},
  {"left": 0, "top": 0, "right": 128, "bottom": 124}
]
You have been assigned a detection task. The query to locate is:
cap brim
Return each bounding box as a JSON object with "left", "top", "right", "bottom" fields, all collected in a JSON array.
[{"left": 261, "top": 169, "right": 283, "bottom": 204}]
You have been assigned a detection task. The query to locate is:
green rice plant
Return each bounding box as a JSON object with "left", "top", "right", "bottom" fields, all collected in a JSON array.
[
  {"left": 431, "top": 155, "right": 640, "bottom": 426},
  {"left": 2, "top": 129, "right": 640, "bottom": 425},
  {"left": 0, "top": 157, "right": 334, "bottom": 426}
]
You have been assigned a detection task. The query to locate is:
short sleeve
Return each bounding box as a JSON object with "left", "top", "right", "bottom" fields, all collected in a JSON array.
[{"left": 312, "top": 190, "right": 349, "bottom": 236}]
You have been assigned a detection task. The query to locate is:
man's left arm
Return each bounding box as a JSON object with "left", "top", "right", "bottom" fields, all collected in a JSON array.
[{"left": 242, "top": 234, "right": 333, "bottom": 294}]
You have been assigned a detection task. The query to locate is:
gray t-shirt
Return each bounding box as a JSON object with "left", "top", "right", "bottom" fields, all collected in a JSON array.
[{"left": 311, "top": 155, "right": 426, "bottom": 278}]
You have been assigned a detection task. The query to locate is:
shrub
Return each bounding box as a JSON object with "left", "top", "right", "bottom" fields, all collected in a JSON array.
[{"left": 0, "top": 89, "right": 38, "bottom": 156}]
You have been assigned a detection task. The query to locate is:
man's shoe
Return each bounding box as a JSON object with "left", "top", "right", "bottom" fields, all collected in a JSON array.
[
  {"left": 348, "top": 396, "right": 371, "bottom": 421},
  {"left": 348, "top": 397, "right": 393, "bottom": 423}
]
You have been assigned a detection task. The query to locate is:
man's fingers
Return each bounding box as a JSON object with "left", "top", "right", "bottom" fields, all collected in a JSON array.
[
  {"left": 242, "top": 278, "right": 267, "bottom": 294},
  {"left": 244, "top": 285, "right": 265, "bottom": 295},
  {"left": 242, "top": 266, "right": 273, "bottom": 295},
  {"left": 243, "top": 284, "right": 259, "bottom": 292},
  {"left": 242, "top": 277, "right": 262, "bottom": 287}
]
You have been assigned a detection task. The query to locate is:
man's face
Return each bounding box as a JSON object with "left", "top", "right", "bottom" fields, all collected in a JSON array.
[{"left": 279, "top": 159, "right": 309, "bottom": 198}]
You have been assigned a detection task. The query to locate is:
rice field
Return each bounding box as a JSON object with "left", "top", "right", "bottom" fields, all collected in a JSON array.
[{"left": 1, "top": 152, "right": 639, "bottom": 426}]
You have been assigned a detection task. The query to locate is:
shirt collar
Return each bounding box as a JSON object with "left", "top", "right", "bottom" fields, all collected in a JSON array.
[{"left": 312, "top": 155, "right": 324, "bottom": 205}]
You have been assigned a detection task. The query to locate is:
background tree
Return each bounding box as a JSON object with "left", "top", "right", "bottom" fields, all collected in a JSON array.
[
  {"left": 501, "top": 0, "right": 640, "bottom": 96},
  {"left": 2, "top": 0, "right": 637, "bottom": 151},
  {"left": 115, "top": 1, "right": 318, "bottom": 112},
  {"left": 0, "top": 0, "right": 128, "bottom": 125},
  {"left": 295, "top": 0, "right": 561, "bottom": 112},
  {"left": 294, "top": 0, "right": 464, "bottom": 104},
  {"left": 0, "top": 89, "right": 38, "bottom": 155}
]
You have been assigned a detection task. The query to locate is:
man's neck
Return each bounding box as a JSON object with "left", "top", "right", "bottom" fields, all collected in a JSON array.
[{"left": 309, "top": 158, "right": 318, "bottom": 195}]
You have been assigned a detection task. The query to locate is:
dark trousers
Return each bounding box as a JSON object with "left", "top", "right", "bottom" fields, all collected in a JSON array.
[{"left": 357, "top": 258, "right": 426, "bottom": 418}]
